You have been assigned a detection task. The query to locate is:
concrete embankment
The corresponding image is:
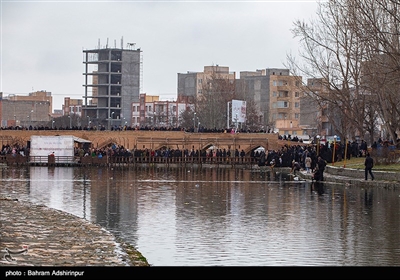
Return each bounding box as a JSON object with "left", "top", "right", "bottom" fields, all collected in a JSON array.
[
  {"left": 0, "top": 197, "right": 149, "bottom": 267},
  {"left": 296, "top": 165, "right": 400, "bottom": 188}
]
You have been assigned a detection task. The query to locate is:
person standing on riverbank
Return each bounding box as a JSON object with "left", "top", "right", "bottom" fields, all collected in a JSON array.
[
  {"left": 365, "top": 153, "right": 375, "bottom": 180},
  {"left": 316, "top": 156, "right": 326, "bottom": 181},
  {"left": 305, "top": 154, "right": 312, "bottom": 173}
]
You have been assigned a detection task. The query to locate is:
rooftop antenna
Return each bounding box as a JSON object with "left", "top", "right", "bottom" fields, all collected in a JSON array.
[{"left": 121, "top": 36, "right": 123, "bottom": 49}]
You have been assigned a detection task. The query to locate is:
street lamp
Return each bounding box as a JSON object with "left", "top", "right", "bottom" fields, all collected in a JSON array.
[
  {"left": 316, "top": 135, "right": 320, "bottom": 156},
  {"left": 52, "top": 120, "right": 55, "bottom": 129},
  {"left": 235, "top": 113, "right": 238, "bottom": 132},
  {"left": 87, "top": 116, "right": 90, "bottom": 127},
  {"left": 332, "top": 135, "right": 337, "bottom": 166},
  {"left": 30, "top": 110, "right": 33, "bottom": 127},
  {"left": 68, "top": 115, "right": 72, "bottom": 129},
  {"left": 193, "top": 112, "right": 196, "bottom": 132},
  {"left": 110, "top": 112, "right": 115, "bottom": 130},
  {"left": 343, "top": 138, "right": 348, "bottom": 168}
]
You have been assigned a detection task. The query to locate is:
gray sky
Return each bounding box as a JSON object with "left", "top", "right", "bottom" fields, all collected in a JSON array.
[{"left": 1, "top": 0, "right": 319, "bottom": 110}]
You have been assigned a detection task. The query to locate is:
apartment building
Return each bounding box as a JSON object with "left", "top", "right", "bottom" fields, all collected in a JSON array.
[
  {"left": 268, "top": 69, "right": 304, "bottom": 137},
  {"left": 82, "top": 39, "right": 142, "bottom": 127},
  {"left": 132, "top": 93, "right": 191, "bottom": 128},
  {"left": 299, "top": 78, "right": 326, "bottom": 138},
  {"left": 0, "top": 91, "right": 52, "bottom": 127},
  {"left": 238, "top": 68, "right": 305, "bottom": 135},
  {"left": 63, "top": 97, "right": 83, "bottom": 117},
  {"left": 177, "top": 65, "right": 236, "bottom": 103},
  {"left": 178, "top": 66, "right": 305, "bottom": 136}
]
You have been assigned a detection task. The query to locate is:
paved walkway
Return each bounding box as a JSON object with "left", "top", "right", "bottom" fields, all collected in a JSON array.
[
  {"left": 0, "top": 197, "right": 149, "bottom": 267},
  {"left": 295, "top": 168, "right": 400, "bottom": 187}
]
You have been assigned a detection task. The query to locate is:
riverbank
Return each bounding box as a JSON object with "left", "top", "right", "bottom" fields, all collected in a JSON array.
[
  {"left": 295, "top": 165, "right": 400, "bottom": 188},
  {"left": 0, "top": 196, "right": 149, "bottom": 267}
]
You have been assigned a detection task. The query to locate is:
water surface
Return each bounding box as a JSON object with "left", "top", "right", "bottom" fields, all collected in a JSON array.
[{"left": 1, "top": 166, "right": 399, "bottom": 266}]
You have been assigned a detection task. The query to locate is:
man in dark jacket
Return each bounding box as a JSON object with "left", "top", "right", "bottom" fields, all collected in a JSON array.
[
  {"left": 365, "top": 153, "right": 375, "bottom": 180},
  {"left": 317, "top": 156, "right": 326, "bottom": 181}
]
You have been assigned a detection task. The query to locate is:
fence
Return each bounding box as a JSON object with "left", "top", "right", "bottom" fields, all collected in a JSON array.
[{"left": 1, "top": 154, "right": 260, "bottom": 168}]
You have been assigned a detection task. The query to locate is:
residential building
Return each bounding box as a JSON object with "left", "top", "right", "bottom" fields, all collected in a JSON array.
[
  {"left": 178, "top": 66, "right": 305, "bottom": 135},
  {"left": 300, "top": 78, "right": 327, "bottom": 139},
  {"left": 132, "top": 93, "right": 191, "bottom": 128},
  {"left": 63, "top": 97, "right": 83, "bottom": 117},
  {"left": 82, "top": 39, "right": 142, "bottom": 127},
  {"left": 0, "top": 91, "right": 52, "bottom": 128},
  {"left": 299, "top": 78, "right": 338, "bottom": 142},
  {"left": 177, "top": 65, "right": 236, "bottom": 104},
  {"left": 236, "top": 69, "right": 271, "bottom": 130},
  {"left": 238, "top": 68, "right": 304, "bottom": 136}
]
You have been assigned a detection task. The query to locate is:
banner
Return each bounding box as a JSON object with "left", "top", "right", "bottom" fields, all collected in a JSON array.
[{"left": 231, "top": 100, "right": 246, "bottom": 123}]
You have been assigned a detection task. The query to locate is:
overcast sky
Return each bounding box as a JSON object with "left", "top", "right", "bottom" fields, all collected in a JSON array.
[{"left": 1, "top": 0, "right": 320, "bottom": 110}]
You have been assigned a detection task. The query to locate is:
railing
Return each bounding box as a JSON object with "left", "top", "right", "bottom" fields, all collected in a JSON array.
[{"left": 2, "top": 154, "right": 261, "bottom": 167}]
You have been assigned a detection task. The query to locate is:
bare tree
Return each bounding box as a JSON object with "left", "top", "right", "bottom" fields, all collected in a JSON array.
[
  {"left": 347, "top": 0, "right": 400, "bottom": 144},
  {"left": 178, "top": 108, "right": 196, "bottom": 131},
  {"left": 286, "top": 0, "right": 377, "bottom": 142},
  {"left": 196, "top": 70, "right": 236, "bottom": 130},
  {"left": 287, "top": 0, "right": 399, "bottom": 145}
]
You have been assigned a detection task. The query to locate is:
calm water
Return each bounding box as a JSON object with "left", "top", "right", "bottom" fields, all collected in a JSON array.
[{"left": 1, "top": 165, "right": 399, "bottom": 266}]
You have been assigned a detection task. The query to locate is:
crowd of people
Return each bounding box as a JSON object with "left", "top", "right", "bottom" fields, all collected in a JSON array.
[
  {"left": 2, "top": 130, "right": 398, "bottom": 183},
  {"left": 1, "top": 123, "right": 276, "bottom": 133}
]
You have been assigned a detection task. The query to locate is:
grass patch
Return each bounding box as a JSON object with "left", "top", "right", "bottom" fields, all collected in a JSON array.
[
  {"left": 334, "top": 157, "right": 400, "bottom": 172},
  {"left": 116, "top": 238, "right": 150, "bottom": 266}
]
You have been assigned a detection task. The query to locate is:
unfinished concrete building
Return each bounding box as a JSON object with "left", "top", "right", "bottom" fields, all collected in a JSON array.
[{"left": 82, "top": 39, "right": 142, "bottom": 128}]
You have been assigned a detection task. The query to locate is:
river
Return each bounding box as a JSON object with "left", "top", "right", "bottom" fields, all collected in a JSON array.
[{"left": 1, "top": 165, "right": 399, "bottom": 266}]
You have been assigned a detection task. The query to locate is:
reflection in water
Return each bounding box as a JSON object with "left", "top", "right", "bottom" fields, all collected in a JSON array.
[{"left": 0, "top": 166, "right": 399, "bottom": 266}]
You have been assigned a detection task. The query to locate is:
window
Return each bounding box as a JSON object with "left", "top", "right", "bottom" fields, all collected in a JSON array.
[
  {"left": 273, "top": 80, "right": 285, "bottom": 86},
  {"left": 295, "top": 92, "right": 299, "bottom": 97},
  {"left": 278, "top": 91, "right": 289, "bottom": 98},
  {"left": 273, "top": 101, "right": 289, "bottom": 108},
  {"left": 295, "top": 102, "right": 299, "bottom": 108},
  {"left": 295, "top": 113, "right": 300, "bottom": 119}
]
